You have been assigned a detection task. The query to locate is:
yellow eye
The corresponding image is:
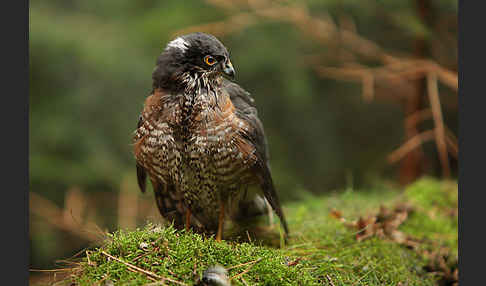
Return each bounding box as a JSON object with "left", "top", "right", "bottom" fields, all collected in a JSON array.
[{"left": 204, "top": 55, "right": 217, "bottom": 66}]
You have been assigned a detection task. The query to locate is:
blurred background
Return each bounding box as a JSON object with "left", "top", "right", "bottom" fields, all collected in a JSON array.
[{"left": 29, "top": 0, "right": 458, "bottom": 273}]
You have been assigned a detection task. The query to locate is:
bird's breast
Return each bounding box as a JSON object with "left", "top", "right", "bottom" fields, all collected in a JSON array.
[
  {"left": 135, "top": 91, "right": 258, "bottom": 192},
  {"left": 187, "top": 101, "right": 255, "bottom": 178}
]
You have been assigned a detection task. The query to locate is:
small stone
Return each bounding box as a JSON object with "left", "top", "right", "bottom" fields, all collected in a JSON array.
[{"left": 196, "top": 265, "right": 230, "bottom": 286}]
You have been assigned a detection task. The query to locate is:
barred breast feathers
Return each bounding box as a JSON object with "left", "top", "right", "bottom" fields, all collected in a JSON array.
[{"left": 134, "top": 88, "right": 257, "bottom": 171}]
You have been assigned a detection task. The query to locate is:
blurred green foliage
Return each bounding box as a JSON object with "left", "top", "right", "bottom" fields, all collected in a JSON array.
[{"left": 29, "top": 0, "right": 457, "bottom": 269}]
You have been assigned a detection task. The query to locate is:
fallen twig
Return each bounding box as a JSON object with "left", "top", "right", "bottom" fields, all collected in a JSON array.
[
  {"left": 240, "top": 277, "right": 250, "bottom": 286},
  {"left": 229, "top": 258, "right": 263, "bottom": 281},
  {"left": 227, "top": 258, "right": 262, "bottom": 270},
  {"left": 326, "top": 274, "right": 336, "bottom": 286},
  {"left": 29, "top": 268, "right": 73, "bottom": 273},
  {"left": 101, "top": 251, "right": 187, "bottom": 286},
  {"left": 230, "top": 265, "right": 255, "bottom": 281}
]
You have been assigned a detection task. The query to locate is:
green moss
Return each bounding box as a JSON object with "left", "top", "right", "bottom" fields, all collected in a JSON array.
[
  {"left": 401, "top": 178, "right": 458, "bottom": 259},
  {"left": 281, "top": 188, "right": 435, "bottom": 286},
  {"left": 404, "top": 177, "right": 458, "bottom": 210},
  {"left": 69, "top": 178, "right": 456, "bottom": 285},
  {"left": 76, "top": 225, "right": 318, "bottom": 285}
]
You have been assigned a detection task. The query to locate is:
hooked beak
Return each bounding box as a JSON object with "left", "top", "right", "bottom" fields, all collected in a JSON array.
[{"left": 222, "top": 59, "right": 235, "bottom": 79}]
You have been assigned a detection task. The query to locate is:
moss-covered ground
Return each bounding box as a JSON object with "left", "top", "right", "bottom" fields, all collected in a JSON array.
[{"left": 47, "top": 178, "right": 458, "bottom": 285}]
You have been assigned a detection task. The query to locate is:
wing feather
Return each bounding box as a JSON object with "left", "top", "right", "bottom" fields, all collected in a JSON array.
[
  {"left": 136, "top": 115, "right": 148, "bottom": 193},
  {"left": 224, "top": 80, "right": 289, "bottom": 235}
]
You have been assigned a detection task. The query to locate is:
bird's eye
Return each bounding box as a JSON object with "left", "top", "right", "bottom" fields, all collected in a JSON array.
[{"left": 204, "top": 55, "right": 217, "bottom": 66}]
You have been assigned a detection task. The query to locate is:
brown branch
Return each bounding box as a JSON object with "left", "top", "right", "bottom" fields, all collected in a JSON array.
[
  {"left": 172, "top": 13, "right": 256, "bottom": 38},
  {"left": 387, "top": 130, "right": 435, "bottom": 164},
  {"left": 405, "top": 109, "right": 432, "bottom": 129},
  {"left": 444, "top": 126, "right": 458, "bottom": 159},
  {"left": 314, "top": 66, "right": 369, "bottom": 82},
  {"left": 435, "top": 64, "right": 459, "bottom": 91},
  {"left": 446, "top": 135, "right": 458, "bottom": 159},
  {"left": 362, "top": 73, "right": 375, "bottom": 101},
  {"left": 317, "top": 64, "right": 457, "bottom": 170},
  {"left": 177, "top": 0, "right": 459, "bottom": 176},
  {"left": 427, "top": 72, "right": 450, "bottom": 177},
  {"left": 63, "top": 187, "right": 86, "bottom": 229},
  {"left": 315, "top": 60, "right": 457, "bottom": 96},
  {"left": 187, "top": 1, "right": 394, "bottom": 63},
  {"left": 387, "top": 61, "right": 458, "bottom": 91},
  {"left": 29, "top": 192, "right": 104, "bottom": 242},
  {"left": 189, "top": 0, "right": 458, "bottom": 94}
]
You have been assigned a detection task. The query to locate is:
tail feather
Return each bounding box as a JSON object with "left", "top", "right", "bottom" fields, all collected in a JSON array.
[
  {"left": 152, "top": 181, "right": 185, "bottom": 228},
  {"left": 260, "top": 165, "right": 289, "bottom": 235}
]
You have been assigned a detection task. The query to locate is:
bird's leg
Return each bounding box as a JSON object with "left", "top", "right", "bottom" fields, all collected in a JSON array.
[
  {"left": 216, "top": 201, "right": 225, "bottom": 242},
  {"left": 185, "top": 208, "right": 191, "bottom": 232}
]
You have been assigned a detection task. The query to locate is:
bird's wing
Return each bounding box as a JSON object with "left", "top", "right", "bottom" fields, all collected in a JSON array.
[
  {"left": 223, "top": 80, "right": 289, "bottom": 235},
  {"left": 136, "top": 115, "right": 148, "bottom": 193}
]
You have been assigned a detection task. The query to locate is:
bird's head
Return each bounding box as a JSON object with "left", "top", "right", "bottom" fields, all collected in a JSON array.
[{"left": 152, "top": 32, "right": 235, "bottom": 94}]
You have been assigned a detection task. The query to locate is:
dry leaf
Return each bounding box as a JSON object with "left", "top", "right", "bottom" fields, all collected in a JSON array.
[{"left": 329, "top": 209, "right": 342, "bottom": 220}]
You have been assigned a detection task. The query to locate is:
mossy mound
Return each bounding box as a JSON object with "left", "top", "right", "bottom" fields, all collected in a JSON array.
[
  {"left": 75, "top": 225, "right": 317, "bottom": 285},
  {"left": 53, "top": 178, "right": 457, "bottom": 285}
]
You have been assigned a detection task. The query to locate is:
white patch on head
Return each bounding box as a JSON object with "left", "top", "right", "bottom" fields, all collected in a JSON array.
[{"left": 165, "top": 37, "right": 189, "bottom": 53}]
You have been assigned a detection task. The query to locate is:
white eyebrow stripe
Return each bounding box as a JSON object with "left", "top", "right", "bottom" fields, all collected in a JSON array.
[{"left": 165, "top": 37, "right": 189, "bottom": 52}]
